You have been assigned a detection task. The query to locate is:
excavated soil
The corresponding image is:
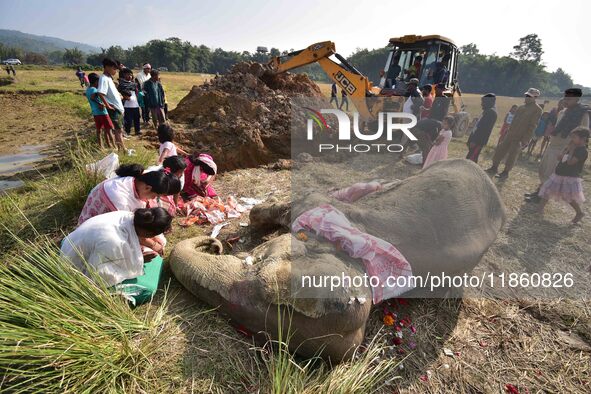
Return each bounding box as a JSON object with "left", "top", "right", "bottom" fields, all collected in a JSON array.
[{"left": 167, "top": 62, "right": 326, "bottom": 172}]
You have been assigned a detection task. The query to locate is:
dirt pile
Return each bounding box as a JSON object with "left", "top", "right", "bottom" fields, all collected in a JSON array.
[{"left": 168, "top": 62, "right": 325, "bottom": 172}]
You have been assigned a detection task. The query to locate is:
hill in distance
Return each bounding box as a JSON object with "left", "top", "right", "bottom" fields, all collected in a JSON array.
[{"left": 0, "top": 29, "right": 100, "bottom": 53}]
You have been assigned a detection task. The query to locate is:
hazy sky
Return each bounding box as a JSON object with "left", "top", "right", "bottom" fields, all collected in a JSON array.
[{"left": 1, "top": 0, "right": 590, "bottom": 86}]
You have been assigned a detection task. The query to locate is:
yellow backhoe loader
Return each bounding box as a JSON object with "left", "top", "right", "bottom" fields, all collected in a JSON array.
[{"left": 267, "top": 35, "right": 471, "bottom": 137}]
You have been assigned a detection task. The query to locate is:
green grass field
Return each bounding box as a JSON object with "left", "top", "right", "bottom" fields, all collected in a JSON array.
[{"left": 0, "top": 66, "right": 212, "bottom": 109}]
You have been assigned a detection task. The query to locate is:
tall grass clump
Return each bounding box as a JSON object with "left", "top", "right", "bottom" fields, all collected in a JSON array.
[
  {"left": 0, "top": 236, "right": 174, "bottom": 393},
  {"left": 242, "top": 307, "right": 401, "bottom": 394},
  {"left": 0, "top": 140, "right": 157, "bottom": 255},
  {"left": 0, "top": 141, "right": 102, "bottom": 253}
]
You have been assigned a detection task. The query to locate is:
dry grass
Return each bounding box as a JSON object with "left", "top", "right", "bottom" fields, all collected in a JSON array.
[{"left": 1, "top": 69, "right": 590, "bottom": 393}]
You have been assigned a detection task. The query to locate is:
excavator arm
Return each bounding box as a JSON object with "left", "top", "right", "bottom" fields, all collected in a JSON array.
[{"left": 267, "top": 41, "right": 379, "bottom": 118}]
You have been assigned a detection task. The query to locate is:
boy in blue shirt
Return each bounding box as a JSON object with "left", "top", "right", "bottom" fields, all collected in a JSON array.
[{"left": 86, "top": 73, "right": 114, "bottom": 149}]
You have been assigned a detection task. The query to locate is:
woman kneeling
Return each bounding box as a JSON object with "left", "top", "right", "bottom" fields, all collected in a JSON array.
[{"left": 61, "top": 208, "right": 172, "bottom": 292}]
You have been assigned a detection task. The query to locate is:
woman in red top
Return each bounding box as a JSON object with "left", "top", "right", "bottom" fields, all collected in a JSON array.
[{"left": 182, "top": 153, "right": 218, "bottom": 200}]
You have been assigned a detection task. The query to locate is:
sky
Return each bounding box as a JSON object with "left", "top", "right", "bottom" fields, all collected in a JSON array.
[{"left": 1, "top": 0, "right": 590, "bottom": 85}]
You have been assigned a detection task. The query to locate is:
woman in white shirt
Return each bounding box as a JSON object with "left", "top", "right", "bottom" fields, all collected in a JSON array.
[
  {"left": 78, "top": 164, "right": 180, "bottom": 225},
  {"left": 61, "top": 208, "right": 172, "bottom": 287}
]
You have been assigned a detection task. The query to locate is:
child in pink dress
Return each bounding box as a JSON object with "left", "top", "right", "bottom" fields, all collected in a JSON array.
[
  {"left": 423, "top": 116, "right": 454, "bottom": 168},
  {"left": 538, "top": 127, "right": 588, "bottom": 224}
]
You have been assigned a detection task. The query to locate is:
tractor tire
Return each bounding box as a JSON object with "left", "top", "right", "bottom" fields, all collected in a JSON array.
[{"left": 452, "top": 112, "right": 470, "bottom": 138}]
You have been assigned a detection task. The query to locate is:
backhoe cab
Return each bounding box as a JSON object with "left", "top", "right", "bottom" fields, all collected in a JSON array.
[
  {"left": 380, "top": 35, "right": 470, "bottom": 136},
  {"left": 381, "top": 35, "right": 458, "bottom": 93}
]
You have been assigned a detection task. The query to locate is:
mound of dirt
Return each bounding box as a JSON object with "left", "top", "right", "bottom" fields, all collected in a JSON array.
[{"left": 168, "top": 62, "right": 325, "bottom": 172}]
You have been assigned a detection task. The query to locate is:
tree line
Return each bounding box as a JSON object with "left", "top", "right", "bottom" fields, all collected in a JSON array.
[
  {"left": 1, "top": 37, "right": 328, "bottom": 81},
  {"left": 2, "top": 34, "right": 586, "bottom": 96}
]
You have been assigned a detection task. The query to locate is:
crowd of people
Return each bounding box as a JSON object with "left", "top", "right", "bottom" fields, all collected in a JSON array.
[
  {"left": 329, "top": 80, "right": 589, "bottom": 224},
  {"left": 61, "top": 58, "right": 219, "bottom": 303},
  {"left": 82, "top": 59, "right": 169, "bottom": 151},
  {"left": 418, "top": 86, "right": 588, "bottom": 224}
]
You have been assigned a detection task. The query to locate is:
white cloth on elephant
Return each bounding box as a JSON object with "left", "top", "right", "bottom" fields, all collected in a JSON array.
[
  {"left": 61, "top": 211, "right": 144, "bottom": 287},
  {"left": 292, "top": 204, "right": 414, "bottom": 303}
]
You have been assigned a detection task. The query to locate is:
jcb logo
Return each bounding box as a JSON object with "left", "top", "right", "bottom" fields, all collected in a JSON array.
[{"left": 335, "top": 71, "right": 356, "bottom": 95}]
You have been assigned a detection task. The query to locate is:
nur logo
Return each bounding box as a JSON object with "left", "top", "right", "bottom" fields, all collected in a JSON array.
[{"left": 304, "top": 108, "right": 418, "bottom": 153}]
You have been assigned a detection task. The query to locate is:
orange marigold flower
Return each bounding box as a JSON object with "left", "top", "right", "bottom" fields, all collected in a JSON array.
[
  {"left": 296, "top": 231, "right": 308, "bottom": 241},
  {"left": 383, "top": 315, "right": 395, "bottom": 326}
]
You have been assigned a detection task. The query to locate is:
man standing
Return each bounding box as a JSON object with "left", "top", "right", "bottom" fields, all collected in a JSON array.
[
  {"left": 385, "top": 53, "right": 402, "bottom": 88},
  {"left": 135, "top": 63, "right": 152, "bottom": 124},
  {"left": 403, "top": 78, "right": 423, "bottom": 113},
  {"left": 466, "top": 93, "right": 498, "bottom": 163},
  {"left": 525, "top": 88, "right": 589, "bottom": 202},
  {"left": 143, "top": 70, "right": 166, "bottom": 128},
  {"left": 339, "top": 90, "right": 349, "bottom": 111},
  {"left": 97, "top": 58, "right": 126, "bottom": 152},
  {"left": 330, "top": 83, "right": 339, "bottom": 107},
  {"left": 486, "top": 88, "right": 542, "bottom": 179},
  {"left": 429, "top": 83, "right": 450, "bottom": 121}
]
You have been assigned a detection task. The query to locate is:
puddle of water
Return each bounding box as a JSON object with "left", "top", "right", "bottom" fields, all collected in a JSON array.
[
  {"left": 0, "top": 144, "right": 47, "bottom": 192},
  {"left": 0, "top": 145, "right": 47, "bottom": 177},
  {"left": 0, "top": 179, "right": 25, "bottom": 193}
]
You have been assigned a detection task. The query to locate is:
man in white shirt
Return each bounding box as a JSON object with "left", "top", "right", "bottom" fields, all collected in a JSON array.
[
  {"left": 98, "top": 58, "right": 126, "bottom": 151},
  {"left": 135, "top": 63, "right": 152, "bottom": 124}
]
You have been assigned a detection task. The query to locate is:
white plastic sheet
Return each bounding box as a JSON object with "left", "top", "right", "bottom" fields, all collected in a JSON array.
[
  {"left": 405, "top": 153, "right": 423, "bottom": 165},
  {"left": 86, "top": 153, "right": 120, "bottom": 179}
]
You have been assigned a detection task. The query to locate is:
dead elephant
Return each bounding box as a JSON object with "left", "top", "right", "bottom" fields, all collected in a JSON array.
[{"left": 169, "top": 159, "right": 506, "bottom": 361}]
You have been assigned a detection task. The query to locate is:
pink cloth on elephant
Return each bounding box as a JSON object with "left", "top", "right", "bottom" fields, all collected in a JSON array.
[
  {"left": 329, "top": 181, "right": 382, "bottom": 203},
  {"left": 292, "top": 204, "right": 414, "bottom": 303}
]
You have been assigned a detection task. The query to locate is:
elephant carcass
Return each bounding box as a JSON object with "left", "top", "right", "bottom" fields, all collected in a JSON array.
[{"left": 169, "top": 159, "right": 506, "bottom": 361}]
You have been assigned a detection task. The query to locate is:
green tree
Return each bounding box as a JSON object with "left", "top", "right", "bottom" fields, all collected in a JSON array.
[
  {"left": 511, "top": 34, "right": 543, "bottom": 63},
  {"left": 550, "top": 68, "right": 573, "bottom": 92},
  {"left": 104, "top": 46, "right": 127, "bottom": 64},
  {"left": 63, "top": 47, "right": 85, "bottom": 65},
  {"left": 347, "top": 47, "right": 390, "bottom": 84},
  {"left": 46, "top": 50, "right": 65, "bottom": 64},
  {"left": 23, "top": 52, "right": 48, "bottom": 65},
  {"left": 0, "top": 44, "right": 24, "bottom": 60},
  {"left": 460, "top": 43, "right": 480, "bottom": 56}
]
